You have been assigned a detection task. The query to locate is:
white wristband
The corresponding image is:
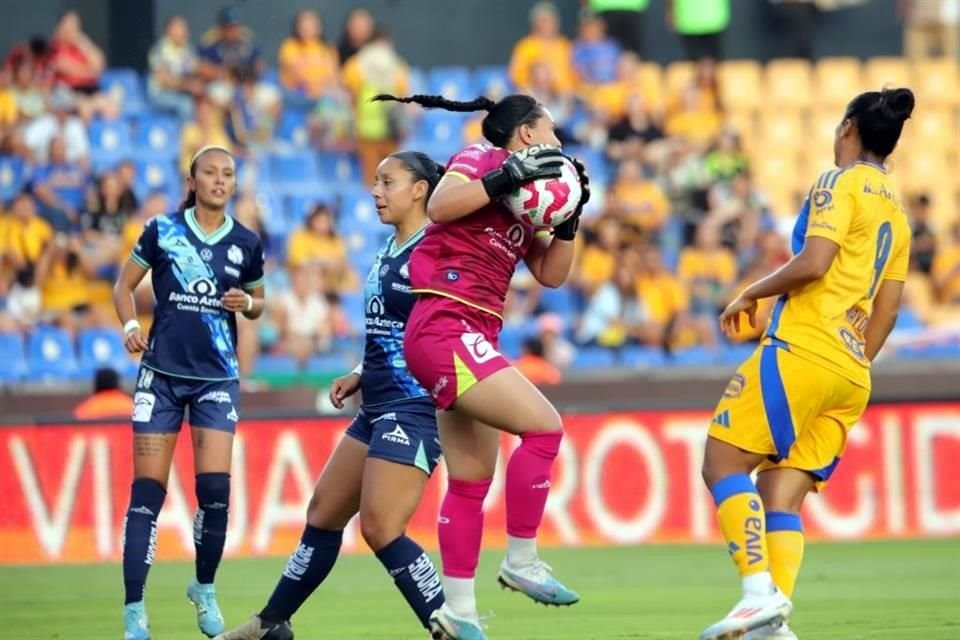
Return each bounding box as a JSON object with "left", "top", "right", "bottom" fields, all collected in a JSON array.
[
  {"left": 123, "top": 319, "right": 141, "bottom": 335},
  {"left": 244, "top": 292, "right": 254, "bottom": 312},
  {"left": 351, "top": 363, "right": 363, "bottom": 376}
]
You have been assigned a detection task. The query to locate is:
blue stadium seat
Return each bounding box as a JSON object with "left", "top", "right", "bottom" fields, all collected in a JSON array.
[
  {"left": 255, "top": 354, "right": 300, "bottom": 376},
  {"left": 620, "top": 346, "right": 666, "bottom": 368},
  {"left": 306, "top": 353, "right": 351, "bottom": 376},
  {"left": 538, "top": 287, "right": 577, "bottom": 316},
  {"left": 563, "top": 146, "right": 611, "bottom": 186},
  {"left": 573, "top": 346, "right": 617, "bottom": 369},
  {"left": 408, "top": 139, "right": 460, "bottom": 166},
  {"left": 498, "top": 325, "right": 529, "bottom": 360},
  {"left": 89, "top": 118, "right": 134, "bottom": 165},
  {"left": 268, "top": 152, "right": 319, "bottom": 193},
  {"left": 260, "top": 67, "right": 281, "bottom": 87},
  {"left": 720, "top": 343, "right": 758, "bottom": 365},
  {"left": 101, "top": 68, "right": 145, "bottom": 115},
  {"left": 895, "top": 308, "right": 924, "bottom": 330},
  {"left": 27, "top": 326, "right": 78, "bottom": 381},
  {"left": 339, "top": 189, "right": 379, "bottom": 226},
  {"left": 0, "top": 155, "right": 27, "bottom": 202},
  {"left": 317, "top": 152, "right": 362, "bottom": 183},
  {"left": 135, "top": 155, "right": 178, "bottom": 200},
  {"left": 276, "top": 109, "right": 310, "bottom": 148},
  {"left": 135, "top": 113, "right": 181, "bottom": 158},
  {"left": 78, "top": 328, "right": 138, "bottom": 378},
  {"left": 428, "top": 66, "right": 473, "bottom": 101},
  {"left": 418, "top": 111, "right": 468, "bottom": 144},
  {"left": 408, "top": 67, "right": 428, "bottom": 95},
  {"left": 473, "top": 65, "right": 511, "bottom": 97},
  {"left": 670, "top": 346, "right": 719, "bottom": 367},
  {"left": 331, "top": 335, "right": 364, "bottom": 358},
  {"left": 0, "top": 331, "right": 28, "bottom": 383}
]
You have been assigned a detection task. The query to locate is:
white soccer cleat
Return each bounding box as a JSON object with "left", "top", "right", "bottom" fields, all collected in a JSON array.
[
  {"left": 700, "top": 589, "right": 793, "bottom": 640},
  {"left": 744, "top": 621, "right": 798, "bottom": 639}
]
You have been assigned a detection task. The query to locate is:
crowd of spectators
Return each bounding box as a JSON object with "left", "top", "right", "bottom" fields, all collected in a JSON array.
[{"left": 0, "top": 2, "right": 957, "bottom": 386}]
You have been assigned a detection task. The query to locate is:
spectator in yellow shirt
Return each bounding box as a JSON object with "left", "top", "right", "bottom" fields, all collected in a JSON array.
[
  {"left": 286, "top": 203, "right": 355, "bottom": 292},
  {"left": 36, "top": 232, "right": 96, "bottom": 331},
  {"left": 677, "top": 222, "right": 737, "bottom": 315},
  {"left": 932, "top": 222, "right": 960, "bottom": 304},
  {"left": 509, "top": 2, "right": 575, "bottom": 94},
  {"left": 179, "top": 96, "right": 233, "bottom": 174},
  {"left": 636, "top": 244, "right": 688, "bottom": 334},
  {"left": 0, "top": 67, "right": 18, "bottom": 131},
  {"left": 278, "top": 10, "right": 339, "bottom": 106},
  {"left": 609, "top": 159, "right": 670, "bottom": 238},
  {"left": 575, "top": 216, "right": 622, "bottom": 295}
]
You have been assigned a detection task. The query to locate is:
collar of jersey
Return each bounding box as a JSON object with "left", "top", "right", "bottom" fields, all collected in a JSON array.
[
  {"left": 387, "top": 222, "right": 429, "bottom": 257},
  {"left": 851, "top": 159, "right": 887, "bottom": 174},
  {"left": 184, "top": 207, "right": 234, "bottom": 245}
]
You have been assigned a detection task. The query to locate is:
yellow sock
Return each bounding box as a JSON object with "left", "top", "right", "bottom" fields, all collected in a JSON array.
[
  {"left": 766, "top": 511, "right": 805, "bottom": 598},
  {"left": 711, "top": 474, "right": 769, "bottom": 577}
]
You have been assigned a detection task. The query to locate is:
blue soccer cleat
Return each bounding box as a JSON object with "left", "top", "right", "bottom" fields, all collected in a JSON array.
[
  {"left": 429, "top": 604, "right": 488, "bottom": 640},
  {"left": 187, "top": 580, "right": 226, "bottom": 637},
  {"left": 497, "top": 558, "right": 580, "bottom": 606},
  {"left": 123, "top": 601, "right": 150, "bottom": 640}
]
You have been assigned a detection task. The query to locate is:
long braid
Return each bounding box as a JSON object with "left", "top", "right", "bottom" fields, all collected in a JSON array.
[{"left": 371, "top": 93, "right": 496, "bottom": 113}]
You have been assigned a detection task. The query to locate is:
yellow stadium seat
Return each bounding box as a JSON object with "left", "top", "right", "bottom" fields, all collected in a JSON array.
[
  {"left": 912, "top": 58, "right": 960, "bottom": 107},
  {"left": 665, "top": 61, "right": 696, "bottom": 95},
  {"left": 718, "top": 60, "right": 762, "bottom": 111},
  {"left": 723, "top": 110, "right": 758, "bottom": 150},
  {"left": 865, "top": 57, "right": 911, "bottom": 91},
  {"left": 905, "top": 107, "right": 956, "bottom": 151},
  {"left": 757, "top": 110, "right": 806, "bottom": 151},
  {"left": 899, "top": 150, "right": 954, "bottom": 192},
  {"left": 814, "top": 57, "right": 865, "bottom": 108},
  {"left": 765, "top": 59, "right": 813, "bottom": 109}
]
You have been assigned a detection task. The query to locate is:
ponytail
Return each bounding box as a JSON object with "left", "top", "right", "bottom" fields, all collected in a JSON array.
[
  {"left": 373, "top": 93, "right": 543, "bottom": 148},
  {"left": 179, "top": 189, "right": 197, "bottom": 211}
]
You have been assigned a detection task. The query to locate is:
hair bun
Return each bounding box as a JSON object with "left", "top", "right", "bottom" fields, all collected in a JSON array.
[{"left": 880, "top": 87, "right": 915, "bottom": 123}]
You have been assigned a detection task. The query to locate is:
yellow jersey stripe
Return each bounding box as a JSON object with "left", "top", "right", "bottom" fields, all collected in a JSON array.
[
  {"left": 411, "top": 289, "right": 504, "bottom": 320},
  {"left": 444, "top": 171, "right": 472, "bottom": 183}
]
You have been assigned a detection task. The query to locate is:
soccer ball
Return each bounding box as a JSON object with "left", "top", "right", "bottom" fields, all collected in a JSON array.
[{"left": 502, "top": 156, "right": 583, "bottom": 229}]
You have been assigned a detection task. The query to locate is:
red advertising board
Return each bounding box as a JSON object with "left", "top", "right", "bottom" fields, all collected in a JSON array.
[{"left": 1, "top": 403, "right": 958, "bottom": 564}]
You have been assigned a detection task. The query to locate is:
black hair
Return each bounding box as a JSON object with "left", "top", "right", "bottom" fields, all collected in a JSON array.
[
  {"left": 180, "top": 147, "right": 234, "bottom": 210},
  {"left": 372, "top": 93, "right": 544, "bottom": 148},
  {"left": 390, "top": 150, "right": 445, "bottom": 198},
  {"left": 94, "top": 367, "right": 120, "bottom": 393},
  {"left": 844, "top": 87, "right": 915, "bottom": 159},
  {"left": 522, "top": 337, "right": 545, "bottom": 358}
]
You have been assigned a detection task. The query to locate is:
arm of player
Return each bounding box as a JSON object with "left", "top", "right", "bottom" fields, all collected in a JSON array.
[
  {"left": 524, "top": 233, "right": 575, "bottom": 289},
  {"left": 427, "top": 174, "right": 493, "bottom": 223},
  {"left": 113, "top": 258, "right": 150, "bottom": 353},
  {"left": 864, "top": 279, "right": 904, "bottom": 362},
  {"left": 223, "top": 283, "right": 265, "bottom": 320},
  {"left": 719, "top": 237, "right": 840, "bottom": 337}
]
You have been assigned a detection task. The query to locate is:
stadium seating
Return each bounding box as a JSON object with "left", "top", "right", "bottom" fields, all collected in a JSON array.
[
  {"left": 100, "top": 68, "right": 145, "bottom": 116},
  {"left": 670, "top": 346, "right": 719, "bottom": 367},
  {"left": 620, "top": 346, "right": 667, "bottom": 368},
  {"left": 0, "top": 331, "right": 28, "bottom": 383},
  {"left": 77, "top": 328, "right": 138, "bottom": 379},
  {"left": 26, "top": 326, "right": 80, "bottom": 381},
  {"left": 255, "top": 353, "right": 300, "bottom": 376},
  {"left": 135, "top": 113, "right": 181, "bottom": 158},
  {"left": 0, "top": 155, "right": 26, "bottom": 202},
  {"left": 306, "top": 352, "right": 352, "bottom": 375},
  {"left": 89, "top": 118, "right": 134, "bottom": 169},
  {"left": 573, "top": 346, "right": 618, "bottom": 369},
  {"left": 428, "top": 66, "right": 474, "bottom": 101}
]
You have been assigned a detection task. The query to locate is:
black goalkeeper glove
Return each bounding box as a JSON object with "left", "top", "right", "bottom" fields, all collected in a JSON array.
[
  {"left": 553, "top": 156, "right": 591, "bottom": 241},
  {"left": 481, "top": 143, "right": 565, "bottom": 199}
]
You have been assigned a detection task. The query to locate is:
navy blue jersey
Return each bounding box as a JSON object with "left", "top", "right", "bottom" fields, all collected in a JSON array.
[
  {"left": 361, "top": 226, "right": 430, "bottom": 406},
  {"left": 131, "top": 208, "right": 265, "bottom": 381}
]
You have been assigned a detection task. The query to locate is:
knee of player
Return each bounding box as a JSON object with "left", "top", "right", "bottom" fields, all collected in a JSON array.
[
  {"left": 523, "top": 404, "right": 564, "bottom": 434},
  {"left": 195, "top": 472, "right": 231, "bottom": 507},
  {"left": 358, "top": 508, "right": 405, "bottom": 552}
]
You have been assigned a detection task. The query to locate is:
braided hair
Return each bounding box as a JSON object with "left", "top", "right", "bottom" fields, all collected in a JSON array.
[{"left": 372, "top": 93, "right": 543, "bottom": 148}]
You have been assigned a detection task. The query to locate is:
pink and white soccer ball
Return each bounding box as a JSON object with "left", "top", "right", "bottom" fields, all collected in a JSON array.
[{"left": 502, "top": 156, "right": 583, "bottom": 229}]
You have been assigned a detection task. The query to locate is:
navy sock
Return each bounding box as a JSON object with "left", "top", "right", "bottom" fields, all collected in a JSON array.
[
  {"left": 194, "top": 472, "right": 231, "bottom": 584},
  {"left": 375, "top": 536, "right": 444, "bottom": 629},
  {"left": 261, "top": 526, "right": 343, "bottom": 623},
  {"left": 122, "top": 478, "right": 166, "bottom": 604}
]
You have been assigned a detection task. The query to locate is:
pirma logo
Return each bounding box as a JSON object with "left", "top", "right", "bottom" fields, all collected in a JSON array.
[
  {"left": 460, "top": 332, "right": 500, "bottom": 364},
  {"left": 382, "top": 424, "right": 410, "bottom": 446}
]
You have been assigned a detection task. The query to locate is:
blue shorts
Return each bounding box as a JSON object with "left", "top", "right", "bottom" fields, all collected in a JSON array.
[
  {"left": 132, "top": 366, "right": 240, "bottom": 434},
  {"left": 345, "top": 399, "right": 441, "bottom": 475}
]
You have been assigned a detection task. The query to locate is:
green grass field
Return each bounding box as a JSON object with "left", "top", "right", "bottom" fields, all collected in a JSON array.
[{"left": 3, "top": 539, "right": 958, "bottom": 639}]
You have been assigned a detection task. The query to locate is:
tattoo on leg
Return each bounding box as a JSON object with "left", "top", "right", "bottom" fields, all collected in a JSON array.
[{"left": 135, "top": 434, "right": 167, "bottom": 458}]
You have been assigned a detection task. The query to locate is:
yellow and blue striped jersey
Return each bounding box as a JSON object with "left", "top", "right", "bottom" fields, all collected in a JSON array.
[{"left": 765, "top": 162, "right": 911, "bottom": 389}]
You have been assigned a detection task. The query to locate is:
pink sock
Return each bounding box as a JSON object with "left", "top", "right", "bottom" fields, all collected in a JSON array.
[
  {"left": 438, "top": 477, "right": 492, "bottom": 578},
  {"left": 505, "top": 430, "right": 563, "bottom": 538}
]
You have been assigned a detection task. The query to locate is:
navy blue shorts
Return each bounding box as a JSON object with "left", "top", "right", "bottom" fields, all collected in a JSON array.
[
  {"left": 132, "top": 366, "right": 240, "bottom": 434},
  {"left": 345, "top": 399, "right": 441, "bottom": 475}
]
